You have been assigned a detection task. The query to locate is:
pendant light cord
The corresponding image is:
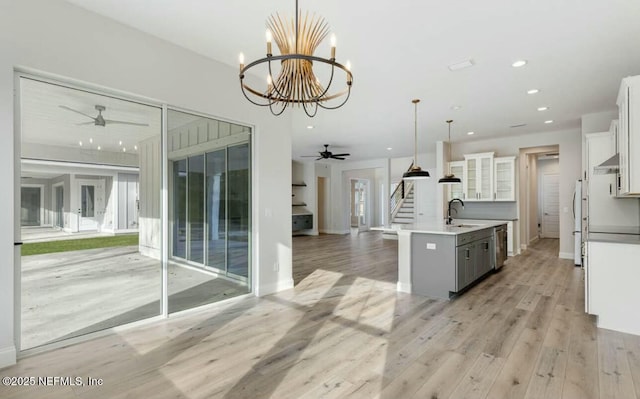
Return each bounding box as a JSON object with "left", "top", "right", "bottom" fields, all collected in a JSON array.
[
  {"left": 447, "top": 120, "right": 453, "bottom": 162},
  {"left": 413, "top": 99, "right": 420, "bottom": 166}
]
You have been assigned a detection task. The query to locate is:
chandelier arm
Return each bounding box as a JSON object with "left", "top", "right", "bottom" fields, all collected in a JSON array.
[
  {"left": 240, "top": 82, "right": 276, "bottom": 107},
  {"left": 266, "top": 58, "right": 289, "bottom": 100},
  {"left": 309, "top": 60, "right": 337, "bottom": 101},
  {"left": 316, "top": 86, "right": 352, "bottom": 110},
  {"left": 302, "top": 100, "right": 319, "bottom": 117},
  {"left": 268, "top": 99, "right": 289, "bottom": 116}
]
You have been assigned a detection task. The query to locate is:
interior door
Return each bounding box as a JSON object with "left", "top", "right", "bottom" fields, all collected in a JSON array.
[
  {"left": 78, "top": 180, "right": 105, "bottom": 231},
  {"left": 542, "top": 174, "right": 560, "bottom": 238}
]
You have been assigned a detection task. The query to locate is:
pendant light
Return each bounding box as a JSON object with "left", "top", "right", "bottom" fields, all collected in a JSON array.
[
  {"left": 403, "top": 99, "right": 430, "bottom": 180},
  {"left": 438, "top": 119, "right": 462, "bottom": 184}
]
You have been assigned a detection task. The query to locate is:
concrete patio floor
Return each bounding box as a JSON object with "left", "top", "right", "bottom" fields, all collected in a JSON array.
[{"left": 21, "top": 245, "right": 248, "bottom": 350}]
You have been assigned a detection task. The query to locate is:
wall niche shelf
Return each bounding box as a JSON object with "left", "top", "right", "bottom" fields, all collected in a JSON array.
[{"left": 292, "top": 183, "right": 307, "bottom": 187}]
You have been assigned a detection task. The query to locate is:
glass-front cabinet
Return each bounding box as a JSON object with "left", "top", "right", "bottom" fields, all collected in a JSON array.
[
  {"left": 494, "top": 156, "right": 516, "bottom": 201},
  {"left": 448, "top": 161, "right": 465, "bottom": 201},
  {"left": 464, "top": 152, "right": 494, "bottom": 201}
]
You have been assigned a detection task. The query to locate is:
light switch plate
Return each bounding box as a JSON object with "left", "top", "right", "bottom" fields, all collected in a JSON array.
[{"left": 426, "top": 243, "right": 436, "bottom": 250}]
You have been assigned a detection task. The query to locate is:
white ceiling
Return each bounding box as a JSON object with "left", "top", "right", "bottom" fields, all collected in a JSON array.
[{"left": 64, "top": 0, "right": 640, "bottom": 161}]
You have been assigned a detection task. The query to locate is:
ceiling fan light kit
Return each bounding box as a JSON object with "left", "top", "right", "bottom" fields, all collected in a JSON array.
[
  {"left": 238, "top": 0, "right": 353, "bottom": 117},
  {"left": 438, "top": 119, "right": 462, "bottom": 184},
  {"left": 403, "top": 99, "right": 430, "bottom": 180}
]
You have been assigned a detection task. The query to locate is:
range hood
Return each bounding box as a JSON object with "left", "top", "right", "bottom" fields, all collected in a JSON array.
[{"left": 593, "top": 153, "right": 620, "bottom": 175}]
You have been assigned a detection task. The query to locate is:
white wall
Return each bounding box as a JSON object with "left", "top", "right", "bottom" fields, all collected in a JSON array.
[
  {"left": 328, "top": 158, "right": 391, "bottom": 233},
  {"left": 451, "top": 129, "right": 582, "bottom": 259},
  {"left": 0, "top": 0, "right": 293, "bottom": 367}
]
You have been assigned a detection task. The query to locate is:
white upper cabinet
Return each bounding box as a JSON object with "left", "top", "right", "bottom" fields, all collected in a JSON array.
[
  {"left": 617, "top": 75, "right": 640, "bottom": 196},
  {"left": 464, "top": 152, "right": 494, "bottom": 201},
  {"left": 449, "top": 152, "right": 516, "bottom": 202},
  {"left": 447, "top": 161, "right": 465, "bottom": 201},
  {"left": 494, "top": 156, "right": 516, "bottom": 201}
]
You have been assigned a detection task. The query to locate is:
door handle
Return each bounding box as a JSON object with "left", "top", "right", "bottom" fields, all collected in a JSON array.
[
  {"left": 465, "top": 248, "right": 470, "bottom": 259},
  {"left": 14, "top": 242, "right": 23, "bottom": 246}
]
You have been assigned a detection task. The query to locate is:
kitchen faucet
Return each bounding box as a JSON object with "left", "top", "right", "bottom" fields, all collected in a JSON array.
[{"left": 447, "top": 198, "right": 465, "bottom": 225}]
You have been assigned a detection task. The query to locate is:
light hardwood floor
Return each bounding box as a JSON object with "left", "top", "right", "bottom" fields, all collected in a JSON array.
[{"left": 2, "top": 233, "right": 640, "bottom": 399}]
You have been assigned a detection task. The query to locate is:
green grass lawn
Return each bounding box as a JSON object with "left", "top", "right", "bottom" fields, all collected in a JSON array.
[{"left": 22, "top": 234, "right": 139, "bottom": 256}]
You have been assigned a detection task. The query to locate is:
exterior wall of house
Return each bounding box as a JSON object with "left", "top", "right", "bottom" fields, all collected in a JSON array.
[{"left": 0, "top": 0, "right": 293, "bottom": 368}]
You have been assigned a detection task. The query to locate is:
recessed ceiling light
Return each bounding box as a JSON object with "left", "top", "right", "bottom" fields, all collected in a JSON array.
[
  {"left": 78, "top": 141, "right": 83, "bottom": 146},
  {"left": 89, "top": 138, "right": 93, "bottom": 144},
  {"left": 387, "top": 147, "right": 392, "bottom": 151},
  {"left": 119, "top": 140, "right": 123, "bottom": 146},
  {"left": 451, "top": 105, "right": 462, "bottom": 111},
  {"left": 122, "top": 147, "right": 126, "bottom": 152},
  {"left": 512, "top": 60, "right": 527, "bottom": 68},
  {"left": 448, "top": 59, "right": 474, "bottom": 71},
  {"left": 537, "top": 106, "right": 549, "bottom": 111},
  {"left": 527, "top": 89, "right": 539, "bottom": 94},
  {"left": 97, "top": 146, "right": 101, "bottom": 151},
  {"left": 544, "top": 120, "right": 554, "bottom": 124},
  {"left": 467, "top": 131, "right": 475, "bottom": 135},
  {"left": 134, "top": 145, "right": 138, "bottom": 150},
  {"left": 307, "top": 125, "right": 314, "bottom": 129}
]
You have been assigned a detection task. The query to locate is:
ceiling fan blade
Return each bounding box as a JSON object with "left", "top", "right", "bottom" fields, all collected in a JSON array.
[
  {"left": 76, "top": 121, "right": 95, "bottom": 126},
  {"left": 331, "top": 157, "right": 346, "bottom": 160},
  {"left": 59, "top": 105, "right": 96, "bottom": 121},
  {"left": 104, "top": 119, "right": 149, "bottom": 126},
  {"left": 331, "top": 153, "right": 350, "bottom": 157},
  {"left": 316, "top": 157, "right": 323, "bottom": 160},
  {"left": 300, "top": 155, "right": 319, "bottom": 157}
]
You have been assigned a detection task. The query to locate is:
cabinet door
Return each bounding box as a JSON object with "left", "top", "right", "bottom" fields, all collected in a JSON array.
[
  {"left": 456, "top": 244, "right": 473, "bottom": 291},
  {"left": 478, "top": 156, "right": 493, "bottom": 200},
  {"left": 448, "top": 161, "right": 465, "bottom": 201},
  {"left": 476, "top": 238, "right": 492, "bottom": 275},
  {"left": 494, "top": 157, "right": 515, "bottom": 201},
  {"left": 619, "top": 84, "right": 630, "bottom": 194},
  {"left": 629, "top": 82, "right": 640, "bottom": 194},
  {"left": 465, "top": 158, "right": 478, "bottom": 200}
]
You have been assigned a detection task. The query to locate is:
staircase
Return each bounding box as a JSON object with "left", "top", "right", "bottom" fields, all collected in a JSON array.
[
  {"left": 382, "top": 171, "right": 416, "bottom": 240},
  {"left": 392, "top": 187, "right": 415, "bottom": 224}
]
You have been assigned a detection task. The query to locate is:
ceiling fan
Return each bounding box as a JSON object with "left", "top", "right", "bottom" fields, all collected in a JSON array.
[
  {"left": 301, "top": 144, "right": 351, "bottom": 160},
  {"left": 59, "top": 104, "right": 149, "bottom": 127}
]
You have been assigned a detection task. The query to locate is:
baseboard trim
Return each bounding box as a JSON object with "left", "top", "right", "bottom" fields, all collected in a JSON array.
[
  {"left": 256, "top": 278, "right": 294, "bottom": 297},
  {"left": 558, "top": 252, "right": 574, "bottom": 260},
  {"left": 397, "top": 281, "right": 412, "bottom": 294},
  {"left": 520, "top": 244, "right": 528, "bottom": 251},
  {"left": 323, "top": 229, "right": 350, "bottom": 235},
  {"left": 0, "top": 345, "right": 17, "bottom": 369},
  {"left": 529, "top": 235, "right": 539, "bottom": 244}
]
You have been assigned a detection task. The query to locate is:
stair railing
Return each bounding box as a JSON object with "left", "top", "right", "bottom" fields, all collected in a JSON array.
[{"left": 390, "top": 163, "right": 415, "bottom": 222}]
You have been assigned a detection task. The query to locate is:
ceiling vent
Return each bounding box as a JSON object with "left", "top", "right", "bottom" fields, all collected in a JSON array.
[{"left": 448, "top": 60, "right": 475, "bottom": 71}]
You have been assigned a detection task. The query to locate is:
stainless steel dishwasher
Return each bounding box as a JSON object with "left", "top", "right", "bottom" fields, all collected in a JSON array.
[{"left": 495, "top": 224, "right": 508, "bottom": 269}]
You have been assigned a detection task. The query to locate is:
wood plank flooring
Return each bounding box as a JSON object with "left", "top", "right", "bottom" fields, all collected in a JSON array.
[{"left": 2, "top": 233, "right": 640, "bottom": 399}]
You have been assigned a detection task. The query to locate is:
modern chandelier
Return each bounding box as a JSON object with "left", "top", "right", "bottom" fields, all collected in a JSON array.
[
  {"left": 438, "top": 120, "right": 462, "bottom": 184},
  {"left": 238, "top": 0, "right": 353, "bottom": 117},
  {"left": 403, "top": 99, "right": 430, "bottom": 180}
]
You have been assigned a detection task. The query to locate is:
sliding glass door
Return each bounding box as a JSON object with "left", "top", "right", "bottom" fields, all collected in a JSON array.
[{"left": 168, "top": 109, "right": 251, "bottom": 313}]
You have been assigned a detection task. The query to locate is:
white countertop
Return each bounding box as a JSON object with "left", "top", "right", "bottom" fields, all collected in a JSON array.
[{"left": 372, "top": 219, "right": 506, "bottom": 235}]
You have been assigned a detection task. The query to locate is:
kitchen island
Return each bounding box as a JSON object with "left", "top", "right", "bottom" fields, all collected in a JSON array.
[{"left": 373, "top": 220, "right": 507, "bottom": 299}]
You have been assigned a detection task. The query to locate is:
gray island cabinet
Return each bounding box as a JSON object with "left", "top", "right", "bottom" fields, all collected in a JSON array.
[{"left": 411, "top": 227, "right": 495, "bottom": 299}]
